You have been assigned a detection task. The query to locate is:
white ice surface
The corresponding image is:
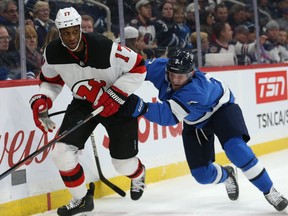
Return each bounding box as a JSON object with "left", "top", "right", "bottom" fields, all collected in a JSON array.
[{"left": 33, "top": 149, "right": 288, "bottom": 216}]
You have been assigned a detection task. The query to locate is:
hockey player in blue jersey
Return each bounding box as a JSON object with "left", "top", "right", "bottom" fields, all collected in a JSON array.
[{"left": 122, "top": 50, "right": 288, "bottom": 212}]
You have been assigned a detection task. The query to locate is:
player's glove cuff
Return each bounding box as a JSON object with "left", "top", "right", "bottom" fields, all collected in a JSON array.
[
  {"left": 118, "top": 94, "right": 148, "bottom": 117},
  {"left": 132, "top": 96, "right": 148, "bottom": 117},
  {"left": 106, "top": 86, "right": 127, "bottom": 105},
  {"left": 29, "top": 94, "right": 52, "bottom": 112},
  {"left": 93, "top": 86, "right": 128, "bottom": 117}
]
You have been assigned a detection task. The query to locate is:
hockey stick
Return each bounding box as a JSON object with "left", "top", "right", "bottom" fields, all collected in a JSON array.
[
  {"left": 49, "top": 109, "right": 126, "bottom": 197},
  {"left": 48, "top": 110, "right": 66, "bottom": 117},
  {"left": 90, "top": 132, "right": 126, "bottom": 197},
  {"left": 0, "top": 106, "right": 103, "bottom": 181}
]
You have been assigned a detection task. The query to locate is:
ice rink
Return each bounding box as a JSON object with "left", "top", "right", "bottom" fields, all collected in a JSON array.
[{"left": 34, "top": 149, "right": 288, "bottom": 216}]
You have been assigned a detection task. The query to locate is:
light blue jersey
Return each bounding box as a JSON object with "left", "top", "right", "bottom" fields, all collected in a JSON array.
[
  {"left": 143, "top": 56, "right": 278, "bottom": 203},
  {"left": 144, "top": 58, "right": 234, "bottom": 127}
]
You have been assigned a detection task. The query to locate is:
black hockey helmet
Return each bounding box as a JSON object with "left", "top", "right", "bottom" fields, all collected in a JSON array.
[{"left": 167, "top": 50, "right": 195, "bottom": 74}]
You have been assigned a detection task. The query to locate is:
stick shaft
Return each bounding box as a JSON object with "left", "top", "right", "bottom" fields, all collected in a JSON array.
[
  {"left": 90, "top": 133, "right": 126, "bottom": 197},
  {"left": 0, "top": 107, "right": 103, "bottom": 181}
]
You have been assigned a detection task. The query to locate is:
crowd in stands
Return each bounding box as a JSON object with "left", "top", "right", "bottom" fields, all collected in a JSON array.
[{"left": 1, "top": 0, "right": 288, "bottom": 80}]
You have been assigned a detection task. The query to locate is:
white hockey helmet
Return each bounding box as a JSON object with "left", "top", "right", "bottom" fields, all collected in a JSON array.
[
  {"left": 55, "top": 7, "right": 82, "bottom": 51},
  {"left": 55, "top": 7, "right": 82, "bottom": 30}
]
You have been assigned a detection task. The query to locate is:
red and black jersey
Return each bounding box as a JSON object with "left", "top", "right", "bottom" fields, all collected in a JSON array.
[{"left": 39, "top": 32, "right": 146, "bottom": 102}]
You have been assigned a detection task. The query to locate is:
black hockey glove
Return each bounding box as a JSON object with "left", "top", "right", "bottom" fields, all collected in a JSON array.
[{"left": 119, "top": 94, "right": 148, "bottom": 117}]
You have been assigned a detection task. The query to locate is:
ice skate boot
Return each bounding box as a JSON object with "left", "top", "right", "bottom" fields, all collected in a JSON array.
[
  {"left": 265, "top": 186, "right": 288, "bottom": 211},
  {"left": 57, "top": 182, "right": 95, "bottom": 216},
  {"left": 130, "top": 165, "right": 146, "bottom": 201},
  {"left": 224, "top": 166, "right": 239, "bottom": 201}
]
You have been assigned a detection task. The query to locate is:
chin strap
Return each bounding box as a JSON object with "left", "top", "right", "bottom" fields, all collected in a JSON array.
[{"left": 60, "top": 29, "right": 83, "bottom": 52}]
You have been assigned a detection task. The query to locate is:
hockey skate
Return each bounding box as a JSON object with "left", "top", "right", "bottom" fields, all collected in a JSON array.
[
  {"left": 57, "top": 182, "right": 95, "bottom": 216},
  {"left": 265, "top": 186, "right": 288, "bottom": 211},
  {"left": 130, "top": 165, "right": 146, "bottom": 201},
  {"left": 224, "top": 166, "right": 239, "bottom": 201}
]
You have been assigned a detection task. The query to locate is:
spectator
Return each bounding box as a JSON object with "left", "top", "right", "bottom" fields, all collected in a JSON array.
[
  {"left": 278, "top": 28, "right": 288, "bottom": 49},
  {"left": 0, "top": 24, "right": 10, "bottom": 80},
  {"left": 136, "top": 32, "right": 148, "bottom": 60},
  {"left": 234, "top": 25, "right": 250, "bottom": 64},
  {"left": 25, "top": 10, "right": 35, "bottom": 28},
  {"left": 214, "top": 3, "right": 228, "bottom": 23},
  {"left": 227, "top": 4, "right": 247, "bottom": 31},
  {"left": 262, "top": 20, "right": 288, "bottom": 63},
  {"left": 129, "top": 0, "right": 157, "bottom": 50},
  {"left": 0, "top": 25, "right": 10, "bottom": 52},
  {"left": 33, "top": 1, "right": 54, "bottom": 49},
  {"left": 258, "top": 0, "right": 277, "bottom": 22},
  {"left": 154, "top": 1, "right": 179, "bottom": 48},
  {"left": 276, "top": 0, "right": 288, "bottom": 32},
  {"left": 244, "top": 22, "right": 257, "bottom": 44},
  {"left": 0, "top": 0, "right": 18, "bottom": 51},
  {"left": 106, "top": 0, "right": 154, "bottom": 36},
  {"left": 173, "top": 4, "right": 192, "bottom": 49},
  {"left": 41, "top": 26, "right": 59, "bottom": 53},
  {"left": 15, "top": 25, "right": 42, "bottom": 79},
  {"left": 244, "top": 5, "right": 254, "bottom": 23},
  {"left": 24, "top": 0, "right": 38, "bottom": 13},
  {"left": 116, "top": 26, "right": 139, "bottom": 52},
  {"left": 73, "top": 2, "right": 107, "bottom": 34},
  {"left": 0, "top": 24, "right": 19, "bottom": 79},
  {"left": 206, "top": 21, "right": 237, "bottom": 66},
  {"left": 232, "top": 25, "right": 267, "bottom": 65},
  {"left": 184, "top": 3, "right": 198, "bottom": 33},
  {"left": 106, "top": 0, "right": 140, "bottom": 36},
  {"left": 191, "top": 31, "right": 209, "bottom": 66},
  {"left": 118, "top": 26, "right": 148, "bottom": 60},
  {"left": 200, "top": 10, "right": 215, "bottom": 42},
  {"left": 242, "top": 22, "right": 267, "bottom": 64},
  {"left": 81, "top": 14, "right": 94, "bottom": 33}
]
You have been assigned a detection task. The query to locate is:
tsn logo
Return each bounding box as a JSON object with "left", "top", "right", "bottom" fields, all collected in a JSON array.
[{"left": 255, "top": 71, "right": 288, "bottom": 104}]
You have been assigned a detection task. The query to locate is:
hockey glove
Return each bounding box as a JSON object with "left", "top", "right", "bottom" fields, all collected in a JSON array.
[
  {"left": 94, "top": 86, "right": 128, "bottom": 117},
  {"left": 119, "top": 94, "right": 148, "bottom": 117},
  {"left": 29, "top": 94, "right": 56, "bottom": 133}
]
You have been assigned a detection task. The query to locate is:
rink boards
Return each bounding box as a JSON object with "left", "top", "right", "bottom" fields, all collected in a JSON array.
[{"left": 0, "top": 63, "right": 288, "bottom": 216}]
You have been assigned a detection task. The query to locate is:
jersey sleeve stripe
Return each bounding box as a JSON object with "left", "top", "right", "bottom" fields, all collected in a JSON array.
[
  {"left": 129, "top": 55, "right": 146, "bottom": 74},
  {"left": 40, "top": 72, "right": 65, "bottom": 86}
]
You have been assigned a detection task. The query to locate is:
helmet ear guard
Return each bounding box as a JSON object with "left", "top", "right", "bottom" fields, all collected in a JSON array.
[{"left": 167, "top": 50, "right": 195, "bottom": 74}]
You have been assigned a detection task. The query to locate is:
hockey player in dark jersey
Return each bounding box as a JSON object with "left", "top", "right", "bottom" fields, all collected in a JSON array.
[
  {"left": 29, "top": 7, "right": 147, "bottom": 216},
  {"left": 124, "top": 50, "right": 288, "bottom": 212}
]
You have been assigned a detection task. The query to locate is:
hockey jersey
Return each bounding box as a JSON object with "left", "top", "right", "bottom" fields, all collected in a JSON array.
[
  {"left": 39, "top": 32, "right": 146, "bottom": 103},
  {"left": 207, "top": 40, "right": 238, "bottom": 65},
  {"left": 129, "top": 17, "right": 156, "bottom": 46},
  {"left": 144, "top": 58, "right": 234, "bottom": 127}
]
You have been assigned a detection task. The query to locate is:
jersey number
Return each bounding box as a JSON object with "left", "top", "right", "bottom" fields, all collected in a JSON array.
[{"left": 115, "top": 44, "right": 131, "bottom": 63}]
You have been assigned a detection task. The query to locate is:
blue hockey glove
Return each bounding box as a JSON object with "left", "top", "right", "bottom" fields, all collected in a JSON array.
[
  {"left": 119, "top": 94, "right": 148, "bottom": 117},
  {"left": 131, "top": 95, "right": 148, "bottom": 117}
]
